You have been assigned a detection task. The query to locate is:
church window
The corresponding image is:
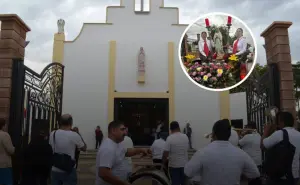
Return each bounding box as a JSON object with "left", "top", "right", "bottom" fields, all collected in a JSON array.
[{"left": 135, "top": 0, "right": 150, "bottom": 12}]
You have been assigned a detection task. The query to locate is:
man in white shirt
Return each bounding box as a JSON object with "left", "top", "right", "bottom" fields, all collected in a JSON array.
[
  {"left": 229, "top": 125, "right": 239, "bottom": 146},
  {"left": 49, "top": 114, "right": 87, "bottom": 185},
  {"left": 121, "top": 128, "right": 134, "bottom": 176},
  {"left": 261, "top": 111, "right": 300, "bottom": 185},
  {"left": 239, "top": 122, "right": 262, "bottom": 168},
  {"left": 163, "top": 121, "right": 189, "bottom": 185},
  {"left": 96, "top": 121, "right": 151, "bottom": 185},
  {"left": 184, "top": 119, "right": 260, "bottom": 185},
  {"left": 231, "top": 28, "right": 247, "bottom": 56},
  {"left": 151, "top": 132, "right": 167, "bottom": 164},
  {"left": 198, "top": 31, "right": 214, "bottom": 61}
]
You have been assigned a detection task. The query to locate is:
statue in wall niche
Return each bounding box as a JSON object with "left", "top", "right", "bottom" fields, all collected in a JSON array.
[
  {"left": 57, "top": 19, "right": 65, "bottom": 33},
  {"left": 138, "top": 47, "right": 145, "bottom": 73},
  {"left": 183, "top": 123, "right": 193, "bottom": 149}
]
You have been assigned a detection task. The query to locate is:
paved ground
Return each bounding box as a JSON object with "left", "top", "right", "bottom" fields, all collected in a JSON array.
[{"left": 77, "top": 149, "right": 249, "bottom": 185}]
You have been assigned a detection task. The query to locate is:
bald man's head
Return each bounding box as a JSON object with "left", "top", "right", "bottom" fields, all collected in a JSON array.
[{"left": 60, "top": 114, "right": 73, "bottom": 127}]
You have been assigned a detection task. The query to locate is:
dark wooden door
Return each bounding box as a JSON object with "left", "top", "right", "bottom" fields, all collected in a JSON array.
[{"left": 114, "top": 98, "right": 169, "bottom": 146}]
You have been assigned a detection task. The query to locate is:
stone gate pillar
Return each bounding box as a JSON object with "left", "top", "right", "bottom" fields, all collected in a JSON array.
[
  {"left": 261, "top": 21, "right": 296, "bottom": 121},
  {"left": 0, "top": 14, "right": 30, "bottom": 129}
]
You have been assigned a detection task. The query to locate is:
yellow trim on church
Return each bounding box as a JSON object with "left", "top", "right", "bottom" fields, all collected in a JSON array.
[
  {"left": 108, "top": 41, "right": 117, "bottom": 123},
  {"left": 168, "top": 42, "right": 175, "bottom": 122},
  {"left": 219, "top": 91, "right": 230, "bottom": 120},
  {"left": 52, "top": 33, "right": 65, "bottom": 63},
  {"left": 51, "top": 0, "right": 231, "bottom": 126},
  {"left": 106, "top": 41, "right": 175, "bottom": 124}
]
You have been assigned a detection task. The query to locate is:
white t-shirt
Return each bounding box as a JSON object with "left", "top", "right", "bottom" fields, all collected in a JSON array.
[
  {"left": 150, "top": 138, "right": 166, "bottom": 160},
  {"left": 229, "top": 129, "right": 239, "bottom": 146},
  {"left": 96, "top": 138, "right": 128, "bottom": 185},
  {"left": 121, "top": 136, "right": 133, "bottom": 164},
  {"left": 185, "top": 141, "right": 260, "bottom": 185},
  {"left": 49, "top": 129, "right": 85, "bottom": 172},
  {"left": 263, "top": 127, "right": 300, "bottom": 178},
  {"left": 164, "top": 132, "right": 189, "bottom": 168},
  {"left": 239, "top": 133, "right": 262, "bottom": 165}
]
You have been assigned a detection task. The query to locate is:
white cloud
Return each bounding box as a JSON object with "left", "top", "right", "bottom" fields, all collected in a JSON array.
[{"left": 1, "top": 0, "right": 299, "bottom": 71}]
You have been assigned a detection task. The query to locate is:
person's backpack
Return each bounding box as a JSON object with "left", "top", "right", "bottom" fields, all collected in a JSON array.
[{"left": 263, "top": 129, "right": 295, "bottom": 180}]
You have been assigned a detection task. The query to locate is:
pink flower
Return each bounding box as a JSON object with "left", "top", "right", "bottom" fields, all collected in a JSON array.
[
  {"left": 217, "top": 73, "right": 222, "bottom": 77},
  {"left": 207, "top": 73, "right": 212, "bottom": 77},
  {"left": 200, "top": 72, "right": 204, "bottom": 76},
  {"left": 212, "top": 77, "right": 217, "bottom": 81},
  {"left": 195, "top": 77, "right": 201, "bottom": 81},
  {"left": 192, "top": 72, "right": 197, "bottom": 76}
]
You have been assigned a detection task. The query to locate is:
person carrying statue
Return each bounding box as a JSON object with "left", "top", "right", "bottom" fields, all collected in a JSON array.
[{"left": 198, "top": 31, "right": 214, "bottom": 62}]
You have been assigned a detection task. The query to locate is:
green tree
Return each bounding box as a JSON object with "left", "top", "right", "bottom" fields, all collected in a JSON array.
[{"left": 229, "top": 63, "right": 268, "bottom": 94}]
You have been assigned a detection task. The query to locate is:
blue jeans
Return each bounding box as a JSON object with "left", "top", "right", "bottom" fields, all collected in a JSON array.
[
  {"left": 51, "top": 168, "right": 77, "bottom": 185},
  {"left": 0, "top": 168, "right": 12, "bottom": 185},
  {"left": 169, "top": 167, "right": 185, "bottom": 185}
]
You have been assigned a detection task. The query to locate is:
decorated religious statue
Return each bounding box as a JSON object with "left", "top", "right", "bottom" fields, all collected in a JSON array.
[
  {"left": 57, "top": 19, "right": 65, "bottom": 34},
  {"left": 213, "top": 27, "right": 224, "bottom": 60},
  {"left": 138, "top": 47, "right": 145, "bottom": 72},
  {"left": 137, "top": 47, "right": 146, "bottom": 83}
]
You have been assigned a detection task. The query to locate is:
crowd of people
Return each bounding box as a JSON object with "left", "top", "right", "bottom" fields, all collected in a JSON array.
[{"left": 0, "top": 110, "right": 300, "bottom": 185}]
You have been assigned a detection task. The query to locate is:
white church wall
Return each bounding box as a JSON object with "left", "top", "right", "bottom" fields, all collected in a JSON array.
[
  {"left": 62, "top": 0, "right": 221, "bottom": 149},
  {"left": 230, "top": 92, "right": 247, "bottom": 126},
  {"left": 62, "top": 26, "right": 111, "bottom": 147}
]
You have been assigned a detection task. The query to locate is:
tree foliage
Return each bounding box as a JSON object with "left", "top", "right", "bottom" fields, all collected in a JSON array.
[{"left": 229, "top": 63, "right": 268, "bottom": 94}]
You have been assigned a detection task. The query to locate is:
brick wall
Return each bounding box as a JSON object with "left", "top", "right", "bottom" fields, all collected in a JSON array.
[
  {"left": 261, "top": 21, "right": 296, "bottom": 121},
  {"left": 0, "top": 14, "right": 30, "bottom": 129}
]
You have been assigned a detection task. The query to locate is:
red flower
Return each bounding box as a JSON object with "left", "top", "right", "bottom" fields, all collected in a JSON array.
[{"left": 213, "top": 53, "right": 217, "bottom": 59}]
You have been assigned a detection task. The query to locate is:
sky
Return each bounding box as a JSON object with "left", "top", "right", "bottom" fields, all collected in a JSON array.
[
  {"left": 187, "top": 14, "right": 254, "bottom": 46},
  {"left": 0, "top": 0, "right": 300, "bottom": 73}
]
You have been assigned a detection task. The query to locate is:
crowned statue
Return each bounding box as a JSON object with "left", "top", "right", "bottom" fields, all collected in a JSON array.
[{"left": 213, "top": 28, "right": 224, "bottom": 60}]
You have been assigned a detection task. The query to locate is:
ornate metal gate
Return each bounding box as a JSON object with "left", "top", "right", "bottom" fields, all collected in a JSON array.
[
  {"left": 246, "top": 63, "right": 280, "bottom": 134},
  {"left": 9, "top": 60, "right": 64, "bottom": 149}
]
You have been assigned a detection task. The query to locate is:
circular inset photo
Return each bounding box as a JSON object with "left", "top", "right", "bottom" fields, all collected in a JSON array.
[{"left": 179, "top": 12, "right": 257, "bottom": 91}]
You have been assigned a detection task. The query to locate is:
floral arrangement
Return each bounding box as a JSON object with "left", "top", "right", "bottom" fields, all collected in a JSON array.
[{"left": 184, "top": 54, "right": 236, "bottom": 88}]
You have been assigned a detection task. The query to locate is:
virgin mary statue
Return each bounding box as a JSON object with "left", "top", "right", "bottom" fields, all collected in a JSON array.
[{"left": 213, "top": 28, "right": 224, "bottom": 59}]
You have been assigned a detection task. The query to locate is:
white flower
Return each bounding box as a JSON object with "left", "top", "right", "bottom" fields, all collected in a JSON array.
[
  {"left": 229, "top": 73, "right": 233, "bottom": 78},
  {"left": 248, "top": 47, "right": 254, "bottom": 53}
]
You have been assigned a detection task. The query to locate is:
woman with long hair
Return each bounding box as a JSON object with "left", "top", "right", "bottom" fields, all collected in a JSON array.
[{"left": 0, "top": 118, "right": 15, "bottom": 185}]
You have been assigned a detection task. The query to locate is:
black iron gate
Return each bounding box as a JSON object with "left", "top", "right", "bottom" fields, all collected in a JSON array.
[
  {"left": 9, "top": 59, "right": 64, "bottom": 184},
  {"left": 246, "top": 63, "right": 280, "bottom": 134},
  {"left": 9, "top": 60, "right": 64, "bottom": 149}
]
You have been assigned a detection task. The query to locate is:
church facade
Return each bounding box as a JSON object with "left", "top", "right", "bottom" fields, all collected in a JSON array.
[{"left": 52, "top": 0, "right": 247, "bottom": 149}]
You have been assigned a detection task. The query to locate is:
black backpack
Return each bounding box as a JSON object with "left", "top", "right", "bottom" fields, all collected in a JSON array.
[{"left": 263, "top": 129, "right": 295, "bottom": 180}]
